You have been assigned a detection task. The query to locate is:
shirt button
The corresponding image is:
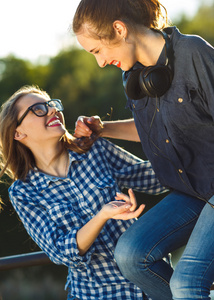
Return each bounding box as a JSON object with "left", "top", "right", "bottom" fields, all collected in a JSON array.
[
  {"left": 90, "top": 213, "right": 94, "bottom": 216},
  {"left": 165, "top": 139, "right": 170, "bottom": 143},
  {"left": 178, "top": 169, "right": 183, "bottom": 173},
  {"left": 157, "top": 108, "right": 160, "bottom": 112},
  {"left": 178, "top": 98, "right": 183, "bottom": 103},
  {"left": 133, "top": 104, "right": 135, "bottom": 109}
]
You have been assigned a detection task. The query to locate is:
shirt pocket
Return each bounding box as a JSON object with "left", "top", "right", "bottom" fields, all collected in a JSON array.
[
  {"left": 48, "top": 203, "right": 79, "bottom": 231},
  {"left": 93, "top": 174, "right": 115, "bottom": 189},
  {"left": 128, "top": 97, "right": 149, "bottom": 112},
  {"left": 163, "top": 82, "right": 209, "bottom": 140},
  {"left": 88, "top": 174, "right": 118, "bottom": 207}
]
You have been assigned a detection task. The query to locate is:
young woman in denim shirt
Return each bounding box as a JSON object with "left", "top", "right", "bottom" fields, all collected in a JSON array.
[
  {"left": 72, "top": 0, "right": 214, "bottom": 299},
  {"left": 0, "top": 85, "right": 166, "bottom": 300}
]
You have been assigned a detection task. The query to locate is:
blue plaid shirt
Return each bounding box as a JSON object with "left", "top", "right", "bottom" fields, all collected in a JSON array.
[{"left": 9, "top": 138, "right": 166, "bottom": 300}]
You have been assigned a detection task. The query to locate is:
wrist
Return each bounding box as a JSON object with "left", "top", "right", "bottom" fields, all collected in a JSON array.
[
  {"left": 96, "top": 209, "right": 110, "bottom": 223},
  {"left": 102, "top": 121, "right": 113, "bottom": 138}
]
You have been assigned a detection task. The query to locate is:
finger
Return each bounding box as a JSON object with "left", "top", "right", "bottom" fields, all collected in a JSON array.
[
  {"left": 110, "top": 201, "right": 126, "bottom": 207},
  {"left": 115, "top": 190, "right": 136, "bottom": 210},
  {"left": 78, "top": 116, "right": 84, "bottom": 123},
  {"left": 119, "top": 204, "right": 145, "bottom": 220},
  {"left": 74, "top": 119, "right": 92, "bottom": 137},
  {"left": 74, "top": 128, "right": 91, "bottom": 138},
  {"left": 76, "top": 119, "right": 90, "bottom": 131},
  {"left": 86, "top": 116, "right": 100, "bottom": 124},
  {"left": 110, "top": 203, "right": 133, "bottom": 217},
  {"left": 128, "top": 188, "right": 137, "bottom": 211},
  {"left": 131, "top": 204, "right": 145, "bottom": 218},
  {"left": 86, "top": 116, "right": 104, "bottom": 130},
  {"left": 90, "top": 115, "right": 101, "bottom": 121},
  {"left": 115, "top": 192, "right": 130, "bottom": 202}
]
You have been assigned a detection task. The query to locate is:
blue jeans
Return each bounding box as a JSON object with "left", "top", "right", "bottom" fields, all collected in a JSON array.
[{"left": 114, "top": 191, "right": 214, "bottom": 300}]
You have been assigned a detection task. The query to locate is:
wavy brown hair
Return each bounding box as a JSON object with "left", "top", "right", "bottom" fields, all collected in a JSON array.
[
  {"left": 0, "top": 85, "right": 101, "bottom": 182},
  {"left": 72, "top": 0, "right": 168, "bottom": 40}
]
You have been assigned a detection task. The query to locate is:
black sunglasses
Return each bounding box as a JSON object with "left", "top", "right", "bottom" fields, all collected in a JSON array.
[{"left": 17, "top": 99, "right": 64, "bottom": 126}]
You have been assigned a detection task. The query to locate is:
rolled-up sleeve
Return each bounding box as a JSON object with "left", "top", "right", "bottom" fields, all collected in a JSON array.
[{"left": 9, "top": 186, "right": 95, "bottom": 268}]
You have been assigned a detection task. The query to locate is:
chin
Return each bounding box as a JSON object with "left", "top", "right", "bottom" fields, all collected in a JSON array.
[{"left": 122, "top": 65, "right": 133, "bottom": 72}]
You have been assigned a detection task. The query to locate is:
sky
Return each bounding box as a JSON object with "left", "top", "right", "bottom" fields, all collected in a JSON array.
[{"left": 0, "top": 0, "right": 211, "bottom": 63}]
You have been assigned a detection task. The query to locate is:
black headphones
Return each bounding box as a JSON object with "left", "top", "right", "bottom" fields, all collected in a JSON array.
[{"left": 124, "top": 29, "right": 174, "bottom": 100}]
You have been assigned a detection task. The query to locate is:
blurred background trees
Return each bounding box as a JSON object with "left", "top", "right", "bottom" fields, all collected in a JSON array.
[{"left": 0, "top": 2, "right": 213, "bottom": 299}]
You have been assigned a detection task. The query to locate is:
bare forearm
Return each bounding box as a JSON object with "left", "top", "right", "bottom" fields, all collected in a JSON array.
[
  {"left": 76, "top": 191, "right": 145, "bottom": 256},
  {"left": 76, "top": 211, "right": 108, "bottom": 256},
  {"left": 102, "top": 119, "right": 140, "bottom": 142}
]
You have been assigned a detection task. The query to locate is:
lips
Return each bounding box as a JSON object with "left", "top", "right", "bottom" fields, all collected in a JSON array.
[
  {"left": 46, "top": 117, "right": 61, "bottom": 127},
  {"left": 110, "top": 60, "right": 121, "bottom": 68}
]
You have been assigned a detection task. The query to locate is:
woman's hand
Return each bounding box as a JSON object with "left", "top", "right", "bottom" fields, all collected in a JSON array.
[
  {"left": 100, "top": 189, "right": 145, "bottom": 220},
  {"left": 77, "top": 189, "right": 144, "bottom": 255},
  {"left": 74, "top": 115, "right": 103, "bottom": 138},
  {"left": 74, "top": 116, "right": 140, "bottom": 141}
]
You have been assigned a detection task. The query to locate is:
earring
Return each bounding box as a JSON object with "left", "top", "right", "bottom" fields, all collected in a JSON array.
[{"left": 123, "top": 36, "right": 126, "bottom": 42}]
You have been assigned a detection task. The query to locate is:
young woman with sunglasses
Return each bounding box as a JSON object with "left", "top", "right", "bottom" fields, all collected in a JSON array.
[
  {"left": 72, "top": 0, "right": 214, "bottom": 299},
  {"left": 0, "top": 85, "right": 166, "bottom": 300}
]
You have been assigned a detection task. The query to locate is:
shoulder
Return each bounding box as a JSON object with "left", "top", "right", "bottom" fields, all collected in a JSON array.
[
  {"left": 9, "top": 179, "right": 26, "bottom": 193},
  {"left": 90, "top": 137, "right": 115, "bottom": 152},
  {"left": 9, "top": 171, "right": 36, "bottom": 199},
  {"left": 169, "top": 26, "right": 213, "bottom": 56}
]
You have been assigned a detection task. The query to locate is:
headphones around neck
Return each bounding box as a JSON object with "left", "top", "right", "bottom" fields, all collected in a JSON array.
[{"left": 124, "top": 29, "right": 174, "bottom": 100}]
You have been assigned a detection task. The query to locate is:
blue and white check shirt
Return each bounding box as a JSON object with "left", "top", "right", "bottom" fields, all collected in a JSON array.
[{"left": 9, "top": 138, "right": 166, "bottom": 300}]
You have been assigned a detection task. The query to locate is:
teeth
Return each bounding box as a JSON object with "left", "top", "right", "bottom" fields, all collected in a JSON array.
[
  {"left": 47, "top": 120, "right": 60, "bottom": 126},
  {"left": 111, "top": 61, "right": 121, "bottom": 68}
]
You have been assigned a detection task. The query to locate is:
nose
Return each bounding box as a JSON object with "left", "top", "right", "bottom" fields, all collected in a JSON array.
[
  {"left": 95, "top": 56, "right": 107, "bottom": 68},
  {"left": 47, "top": 105, "right": 57, "bottom": 116}
]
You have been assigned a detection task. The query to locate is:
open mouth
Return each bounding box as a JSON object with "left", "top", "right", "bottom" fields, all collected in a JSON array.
[
  {"left": 46, "top": 117, "right": 61, "bottom": 127},
  {"left": 110, "top": 60, "right": 121, "bottom": 68}
]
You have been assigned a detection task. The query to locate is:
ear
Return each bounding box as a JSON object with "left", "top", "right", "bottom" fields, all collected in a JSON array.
[
  {"left": 113, "top": 20, "right": 127, "bottom": 39},
  {"left": 14, "top": 130, "right": 27, "bottom": 141}
]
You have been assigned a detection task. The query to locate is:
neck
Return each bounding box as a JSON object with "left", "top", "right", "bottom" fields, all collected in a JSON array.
[
  {"left": 135, "top": 28, "right": 165, "bottom": 66},
  {"left": 33, "top": 143, "right": 69, "bottom": 178}
]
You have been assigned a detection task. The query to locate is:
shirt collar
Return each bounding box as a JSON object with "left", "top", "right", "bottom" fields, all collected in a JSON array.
[{"left": 27, "top": 149, "right": 88, "bottom": 191}]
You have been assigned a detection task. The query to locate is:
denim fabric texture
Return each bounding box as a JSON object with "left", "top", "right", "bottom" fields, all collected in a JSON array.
[
  {"left": 119, "top": 27, "right": 214, "bottom": 298},
  {"left": 124, "top": 27, "right": 214, "bottom": 202},
  {"left": 114, "top": 191, "right": 214, "bottom": 299},
  {"left": 170, "top": 195, "right": 214, "bottom": 299}
]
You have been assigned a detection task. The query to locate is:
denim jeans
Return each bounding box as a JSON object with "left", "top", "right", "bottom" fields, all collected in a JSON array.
[{"left": 114, "top": 191, "right": 214, "bottom": 300}]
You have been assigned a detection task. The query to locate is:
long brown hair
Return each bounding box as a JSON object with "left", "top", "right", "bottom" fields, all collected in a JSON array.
[
  {"left": 72, "top": 0, "right": 168, "bottom": 39},
  {"left": 0, "top": 85, "right": 100, "bottom": 182}
]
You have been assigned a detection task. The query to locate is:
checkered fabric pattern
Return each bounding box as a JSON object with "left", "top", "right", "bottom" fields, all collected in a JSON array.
[{"left": 9, "top": 138, "right": 166, "bottom": 299}]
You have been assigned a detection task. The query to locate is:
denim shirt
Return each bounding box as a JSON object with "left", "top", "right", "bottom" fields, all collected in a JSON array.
[{"left": 123, "top": 27, "right": 214, "bottom": 201}]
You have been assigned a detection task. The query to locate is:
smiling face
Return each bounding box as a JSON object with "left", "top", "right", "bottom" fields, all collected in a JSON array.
[
  {"left": 14, "top": 93, "right": 66, "bottom": 147},
  {"left": 76, "top": 21, "right": 137, "bottom": 71}
]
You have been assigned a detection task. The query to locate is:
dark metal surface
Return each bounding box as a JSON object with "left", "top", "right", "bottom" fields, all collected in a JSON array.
[{"left": 0, "top": 251, "right": 51, "bottom": 271}]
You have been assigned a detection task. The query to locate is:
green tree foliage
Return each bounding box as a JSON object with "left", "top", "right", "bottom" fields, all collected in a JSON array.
[
  {"left": 0, "top": 56, "right": 50, "bottom": 102},
  {"left": 45, "top": 48, "right": 130, "bottom": 131},
  {"left": 173, "top": 2, "right": 214, "bottom": 46},
  {"left": 0, "top": 3, "right": 213, "bottom": 294}
]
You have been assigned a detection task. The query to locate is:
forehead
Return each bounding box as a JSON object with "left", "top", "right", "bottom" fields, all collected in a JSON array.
[
  {"left": 17, "top": 93, "right": 49, "bottom": 110},
  {"left": 77, "top": 32, "right": 102, "bottom": 53}
]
